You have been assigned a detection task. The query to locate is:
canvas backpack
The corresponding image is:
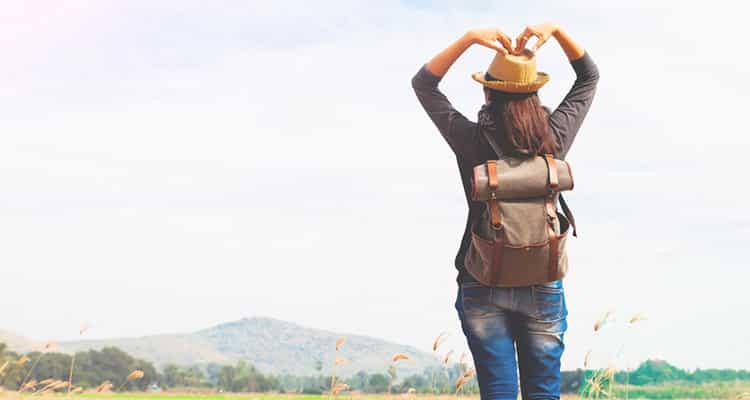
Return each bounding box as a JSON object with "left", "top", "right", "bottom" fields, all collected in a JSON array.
[{"left": 462, "top": 130, "right": 578, "bottom": 287}]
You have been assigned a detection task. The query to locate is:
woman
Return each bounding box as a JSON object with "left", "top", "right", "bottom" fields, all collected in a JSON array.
[{"left": 411, "top": 23, "right": 599, "bottom": 399}]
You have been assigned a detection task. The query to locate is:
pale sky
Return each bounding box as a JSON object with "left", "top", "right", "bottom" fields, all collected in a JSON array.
[{"left": 1, "top": 1, "right": 748, "bottom": 372}]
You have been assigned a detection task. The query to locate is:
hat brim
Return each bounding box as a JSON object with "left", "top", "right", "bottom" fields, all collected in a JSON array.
[{"left": 471, "top": 71, "right": 550, "bottom": 93}]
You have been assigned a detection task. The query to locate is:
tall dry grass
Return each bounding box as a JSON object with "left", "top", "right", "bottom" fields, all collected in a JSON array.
[
  {"left": 328, "top": 336, "right": 347, "bottom": 400},
  {"left": 388, "top": 353, "right": 410, "bottom": 395},
  {"left": 580, "top": 310, "right": 648, "bottom": 399},
  {"left": 116, "top": 370, "right": 145, "bottom": 391},
  {"left": 67, "top": 322, "right": 89, "bottom": 398}
]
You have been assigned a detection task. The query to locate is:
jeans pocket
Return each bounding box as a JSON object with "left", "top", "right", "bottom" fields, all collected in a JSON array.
[
  {"left": 532, "top": 283, "right": 564, "bottom": 321},
  {"left": 460, "top": 282, "right": 493, "bottom": 318}
]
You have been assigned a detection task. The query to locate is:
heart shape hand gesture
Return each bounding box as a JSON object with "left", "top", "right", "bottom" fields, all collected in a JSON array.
[{"left": 469, "top": 23, "right": 559, "bottom": 55}]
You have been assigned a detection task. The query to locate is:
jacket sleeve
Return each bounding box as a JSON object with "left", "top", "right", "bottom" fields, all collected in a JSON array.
[
  {"left": 548, "top": 50, "right": 600, "bottom": 159},
  {"left": 411, "top": 63, "right": 480, "bottom": 161}
]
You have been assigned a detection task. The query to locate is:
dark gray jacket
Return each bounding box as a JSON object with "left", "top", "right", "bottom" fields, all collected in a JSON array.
[{"left": 411, "top": 51, "right": 600, "bottom": 284}]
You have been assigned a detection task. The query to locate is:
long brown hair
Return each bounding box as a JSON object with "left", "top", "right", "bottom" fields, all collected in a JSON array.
[{"left": 481, "top": 86, "right": 559, "bottom": 157}]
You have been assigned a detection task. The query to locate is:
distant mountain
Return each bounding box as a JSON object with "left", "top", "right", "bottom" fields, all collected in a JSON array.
[
  {"left": 57, "top": 333, "right": 232, "bottom": 367},
  {"left": 1, "top": 317, "right": 441, "bottom": 376},
  {"left": 0, "top": 329, "right": 41, "bottom": 354}
]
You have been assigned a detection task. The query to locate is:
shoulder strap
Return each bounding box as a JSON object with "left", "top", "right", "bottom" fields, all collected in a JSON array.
[
  {"left": 481, "top": 129, "right": 504, "bottom": 158},
  {"left": 559, "top": 193, "right": 578, "bottom": 237}
]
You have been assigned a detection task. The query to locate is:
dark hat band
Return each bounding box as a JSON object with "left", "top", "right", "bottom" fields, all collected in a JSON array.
[
  {"left": 482, "top": 73, "right": 536, "bottom": 102},
  {"left": 483, "top": 72, "right": 537, "bottom": 98}
]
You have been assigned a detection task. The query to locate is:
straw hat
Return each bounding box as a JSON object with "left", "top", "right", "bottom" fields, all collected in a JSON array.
[{"left": 471, "top": 48, "right": 550, "bottom": 93}]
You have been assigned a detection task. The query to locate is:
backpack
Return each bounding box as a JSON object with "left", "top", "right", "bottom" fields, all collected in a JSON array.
[{"left": 463, "top": 130, "right": 578, "bottom": 287}]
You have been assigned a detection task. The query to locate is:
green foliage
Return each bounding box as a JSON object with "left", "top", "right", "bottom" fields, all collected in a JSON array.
[
  {"left": 607, "top": 359, "right": 750, "bottom": 388},
  {"left": 687, "top": 367, "right": 750, "bottom": 383},
  {"left": 213, "top": 360, "right": 280, "bottom": 392},
  {"left": 366, "top": 373, "right": 390, "bottom": 393},
  {"left": 393, "top": 372, "right": 428, "bottom": 393},
  {"left": 78, "top": 347, "right": 158, "bottom": 391},
  {"left": 561, "top": 369, "right": 584, "bottom": 393},
  {"left": 609, "top": 381, "right": 750, "bottom": 399},
  {"left": 162, "top": 364, "right": 211, "bottom": 388},
  {"left": 0, "top": 344, "right": 156, "bottom": 391},
  {"left": 575, "top": 358, "right": 750, "bottom": 392},
  {"left": 622, "top": 359, "right": 689, "bottom": 385}
]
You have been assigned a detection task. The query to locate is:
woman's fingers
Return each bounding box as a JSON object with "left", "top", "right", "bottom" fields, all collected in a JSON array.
[
  {"left": 469, "top": 28, "right": 516, "bottom": 54},
  {"left": 496, "top": 32, "right": 514, "bottom": 53},
  {"left": 479, "top": 38, "right": 508, "bottom": 54},
  {"left": 515, "top": 27, "right": 542, "bottom": 53},
  {"left": 531, "top": 35, "right": 549, "bottom": 52},
  {"left": 514, "top": 28, "right": 531, "bottom": 52}
]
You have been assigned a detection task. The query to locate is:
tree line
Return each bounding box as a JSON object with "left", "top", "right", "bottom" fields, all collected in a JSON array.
[
  {"left": 2, "top": 343, "right": 748, "bottom": 394},
  {"left": 0, "top": 343, "right": 156, "bottom": 392}
]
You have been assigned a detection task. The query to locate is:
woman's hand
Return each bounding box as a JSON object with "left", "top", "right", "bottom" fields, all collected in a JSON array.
[
  {"left": 514, "top": 23, "right": 559, "bottom": 54},
  {"left": 466, "top": 28, "right": 514, "bottom": 54}
]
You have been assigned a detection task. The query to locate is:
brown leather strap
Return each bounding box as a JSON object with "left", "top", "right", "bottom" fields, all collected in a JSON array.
[
  {"left": 487, "top": 160, "right": 503, "bottom": 284},
  {"left": 544, "top": 154, "right": 559, "bottom": 190},
  {"left": 488, "top": 198, "right": 502, "bottom": 229},
  {"left": 547, "top": 222, "right": 558, "bottom": 281},
  {"left": 545, "top": 195, "right": 559, "bottom": 281},
  {"left": 487, "top": 160, "right": 498, "bottom": 191},
  {"left": 487, "top": 160, "right": 502, "bottom": 229}
]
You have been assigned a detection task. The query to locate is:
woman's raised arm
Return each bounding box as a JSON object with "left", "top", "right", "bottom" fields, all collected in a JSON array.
[
  {"left": 425, "top": 28, "right": 514, "bottom": 77},
  {"left": 515, "top": 23, "right": 599, "bottom": 159},
  {"left": 412, "top": 29, "right": 513, "bottom": 161}
]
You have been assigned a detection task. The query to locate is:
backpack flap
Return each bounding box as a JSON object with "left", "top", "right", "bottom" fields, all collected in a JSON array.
[{"left": 471, "top": 156, "right": 574, "bottom": 202}]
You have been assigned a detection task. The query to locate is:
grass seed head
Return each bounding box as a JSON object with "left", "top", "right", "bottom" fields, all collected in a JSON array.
[
  {"left": 432, "top": 332, "right": 448, "bottom": 352},
  {"left": 584, "top": 349, "right": 592, "bottom": 368},
  {"left": 126, "top": 370, "right": 145, "bottom": 381},
  {"left": 443, "top": 350, "right": 454, "bottom": 365},
  {"left": 15, "top": 356, "right": 30, "bottom": 366},
  {"left": 461, "top": 367, "right": 476, "bottom": 379},
  {"left": 335, "top": 336, "right": 346, "bottom": 351},
  {"left": 96, "top": 381, "right": 113, "bottom": 392},
  {"left": 36, "top": 380, "right": 63, "bottom": 394},
  {"left": 54, "top": 381, "right": 70, "bottom": 389},
  {"left": 331, "top": 382, "right": 349, "bottom": 394},
  {"left": 20, "top": 379, "right": 38, "bottom": 392},
  {"left": 392, "top": 353, "right": 409, "bottom": 363},
  {"left": 455, "top": 368, "right": 475, "bottom": 391},
  {"left": 629, "top": 312, "right": 648, "bottom": 324},
  {"left": 455, "top": 376, "right": 469, "bottom": 391},
  {"left": 594, "top": 310, "right": 615, "bottom": 332}
]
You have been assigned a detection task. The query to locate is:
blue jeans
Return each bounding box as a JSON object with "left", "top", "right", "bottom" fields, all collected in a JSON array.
[{"left": 455, "top": 274, "right": 568, "bottom": 400}]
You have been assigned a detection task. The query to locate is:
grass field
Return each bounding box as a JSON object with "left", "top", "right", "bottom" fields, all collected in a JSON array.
[
  {"left": 0, "top": 394, "right": 581, "bottom": 400},
  {"left": 1, "top": 387, "right": 750, "bottom": 400}
]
